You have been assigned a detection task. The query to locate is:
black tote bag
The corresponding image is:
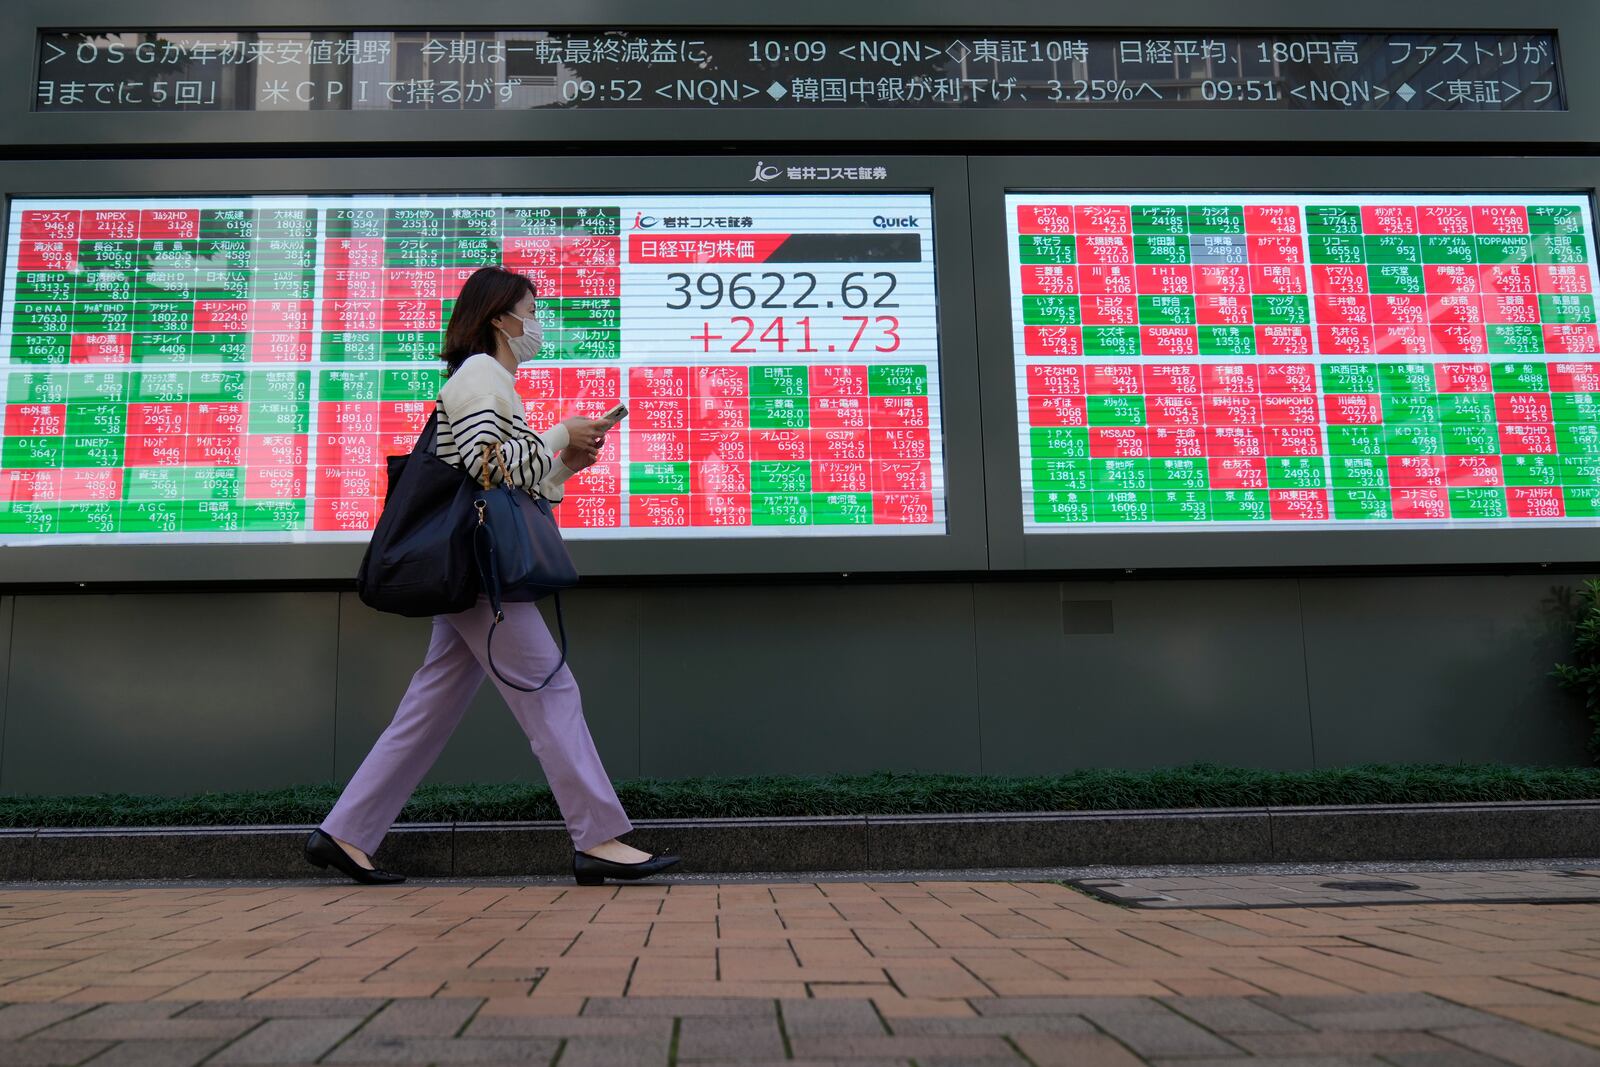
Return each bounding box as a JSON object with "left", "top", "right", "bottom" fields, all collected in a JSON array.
[{"left": 355, "top": 412, "right": 480, "bottom": 617}]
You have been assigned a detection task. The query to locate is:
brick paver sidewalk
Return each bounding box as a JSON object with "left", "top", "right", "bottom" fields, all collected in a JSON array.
[{"left": 0, "top": 878, "right": 1598, "bottom": 1064}]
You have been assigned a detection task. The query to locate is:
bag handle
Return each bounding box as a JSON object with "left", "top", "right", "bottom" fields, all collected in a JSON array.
[{"left": 471, "top": 472, "right": 568, "bottom": 693}]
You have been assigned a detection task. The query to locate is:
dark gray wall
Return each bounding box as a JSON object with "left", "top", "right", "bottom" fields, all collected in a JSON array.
[{"left": 0, "top": 576, "right": 1587, "bottom": 796}]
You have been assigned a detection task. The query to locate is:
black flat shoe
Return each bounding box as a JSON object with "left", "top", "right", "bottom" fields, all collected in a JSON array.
[
  {"left": 304, "top": 829, "right": 406, "bottom": 885},
  {"left": 573, "top": 848, "right": 682, "bottom": 885}
]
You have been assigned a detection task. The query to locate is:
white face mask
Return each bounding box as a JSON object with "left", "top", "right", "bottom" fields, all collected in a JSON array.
[{"left": 498, "top": 311, "right": 544, "bottom": 363}]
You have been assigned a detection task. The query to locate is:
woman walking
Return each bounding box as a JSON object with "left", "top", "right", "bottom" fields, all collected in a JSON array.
[{"left": 306, "top": 265, "right": 680, "bottom": 887}]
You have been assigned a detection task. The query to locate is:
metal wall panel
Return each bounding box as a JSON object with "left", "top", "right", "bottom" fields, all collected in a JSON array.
[
  {"left": 1301, "top": 574, "right": 1591, "bottom": 766},
  {"left": 0, "top": 592, "right": 338, "bottom": 795},
  {"left": 636, "top": 582, "right": 982, "bottom": 777},
  {"left": 973, "top": 579, "right": 1316, "bottom": 772}
]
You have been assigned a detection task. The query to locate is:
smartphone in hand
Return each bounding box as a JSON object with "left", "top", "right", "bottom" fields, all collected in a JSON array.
[{"left": 596, "top": 403, "right": 629, "bottom": 430}]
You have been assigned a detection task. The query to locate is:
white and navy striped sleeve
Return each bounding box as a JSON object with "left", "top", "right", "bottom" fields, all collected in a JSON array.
[{"left": 439, "top": 356, "right": 572, "bottom": 498}]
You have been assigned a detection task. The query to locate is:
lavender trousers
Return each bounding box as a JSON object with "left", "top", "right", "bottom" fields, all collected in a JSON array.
[{"left": 321, "top": 597, "right": 634, "bottom": 856}]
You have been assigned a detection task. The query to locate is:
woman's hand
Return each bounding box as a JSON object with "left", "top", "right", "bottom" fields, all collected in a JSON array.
[
  {"left": 560, "top": 416, "right": 610, "bottom": 452},
  {"left": 560, "top": 444, "right": 601, "bottom": 473}
]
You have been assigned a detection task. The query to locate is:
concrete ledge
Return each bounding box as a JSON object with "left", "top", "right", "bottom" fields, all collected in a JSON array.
[{"left": 0, "top": 800, "right": 1595, "bottom": 880}]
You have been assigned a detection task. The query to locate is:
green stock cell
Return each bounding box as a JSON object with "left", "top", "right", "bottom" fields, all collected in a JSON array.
[
  {"left": 119, "top": 501, "right": 181, "bottom": 533},
  {"left": 1449, "top": 487, "right": 1508, "bottom": 520},
  {"left": 1421, "top": 234, "right": 1478, "bottom": 265},
  {"left": 1091, "top": 457, "right": 1150, "bottom": 491},
  {"left": 1502, "top": 455, "right": 1562, "bottom": 486},
  {"left": 1133, "top": 234, "right": 1190, "bottom": 265},
  {"left": 1151, "top": 490, "right": 1213, "bottom": 522},
  {"left": 1187, "top": 205, "right": 1245, "bottom": 234},
  {"left": 180, "top": 501, "right": 243, "bottom": 533},
  {"left": 1137, "top": 295, "right": 1195, "bottom": 325},
  {"left": 1032, "top": 491, "right": 1092, "bottom": 523},
  {"left": 132, "top": 371, "right": 189, "bottom": 403},
  {"left": 629, "top": 462, "right": 690, "bottom": 496},
  {"left": 1306, "top": 206, "right": 1363, "bottom": 234},
  {"left": 66, "top": 370, "right": 127, "bottom": 402},
  {"left": 562, "top": 207, "right": 620, "bottom": 236},
  {"left": 752, "top": 494, "right": 811, "bottom": 526},
  {"left": 250, "top": 270, "right": 316, "bottom": 300},
  {"left": 254, "top": 209, "right": 317, "bottom": 241},
  {"left": 198, "top": 238, "right": 255, "bottom": 268},
  {"left": 751, "top": 461, "right": 811, "bottom": 494},
  {"left": 1132, "top": 205, "right": 1187, "bottom": 235},
  {"left": 1566, "top": 487, "right": 1600, "bottom": 518},
  {"left": 1252, "top": 295, "right": 1310, "bottom": 325},
  {"left": 1309, "top": 234, "right": 1366, "bottom": 265},
  {"left": 1533, "top": 233, "right": 1589, "bottom": 265},
  {"left": 868, "top": 365, "right": 927, "bottom": 397},
  {"left": 1087, "top": 395, "right": 1146, "bottom": 427},
  {"left": 1364, "top": 235, "right": 1422, "bottom": 265},
  {"left": 1198, "top": 327, "right": 1256, "bottom": 356},
  {"left": 381, "top": 331, "right": 443, "bottom": 362},
  {"left": 385, "top": 208, "right": 445, "bottom": 240},
  {"left": 1492, "top": 363, "right": 1550, "bottom": 391},
  {"left": 7, "top": 372, "right": 66, "bottom": 404},
  {"left": 1151, "top": 457, "right": 1208, "bottom": 490},
  {"left": 62, "top": 436, "right": 122, "bottom": 468},
  {"left": 3, "top": 437, "right": 64, "bottom": 467},
  {"left": 1321, "top": 363, "right": 1379, "bottom": 393},
  {"left": 381, "top": 368, "right": 443, "bottom": 401},
  {"left": 1539, "top": 295, "right": 1597, "bottom": 325},
  {"left": 1017, "top": 234, "right": 1077, "bottom": 264},
  {"left": 72, "top": 303, "right": 134, "bottom": 333},
  {"left": 0, "top": 503, "right": 60, "bottom": 536},
  {"left": 558, "top": 299, "right": 621, "bottom": 330},
  {"left": 566, "top": 332, "right": 621, "bottom": 360},
  {"left": 445, "top": 207, "right": 501, "bottom": 239},
  {"left": 254, "top": 239, "right": 317, "bottom": 269},
  {"left": 812, "top": 492, "right": 873, "bottom": 525},
  {"left": 1209, "top": 489, "right": 1270, "bottom": 521},
  {"left": 189, "top": 371, "right": 248, "bottom": 404},
  {"left": 1332, "top": 489, "right": 1393, "bottom": 520},
  {"left": 384, "top": 243, "right": 441, "bottom": 271},
  {"left": 9, "top": 334, "right": 70, "bottom": 364},
  {"left": 133, "top": 301, "right": 195, "bottom": 333},
  {"left": 750, "top": 397, "right": 809, "bottom": 429},
  {"left": 248, "top": 370, "right": 310, "bottom": 404},
  {"left": 1033, "top": 457, "right": 1092, "bottom": 492},
  {"left": 1082, "top": 326, "right": 1141, "bottom": 357},
  {"left": 200, "top": 208, "right": 256, "bottom": 237},
  {"left": 1530, "top": 205, "right": 1584, "bottom": 234},
  {"left": 194, "top": 270, "right": 252, "bottom": 300},
  {"left": 1562, "top": 456, "right": 1600, "bottom": 486},
  {"left": 1328, "top": 426, "right": 1387, "bottom": 456},
  {"left": 321, "top": 332, "right": 384, "bottom": 362},
  {"left": 1381, "top": 394, "right": 1440, "bottom": 426},
  {"left": 13, "top": 303, "right": 74, "bottom": 333},
  {"left": 1487, "top": 324, "right": 1546, "bottom": 356},
  {"left": 123, "top": 469, "right": 183, "bottom": 502},
  {"left": 1268, "top": 457, "right": 1327, "bottom": 489},
  {"left": 1377, "top": 362, "right": 1436, "bottom": 394},
  {"left": 182, "top": 467, "right": 244, "bottom": 501},
  {"left": 1090, "top": 490, "right": 1152, "bottom": 522},
  {"left": 1030, "top": 426, "right": 1090, "bottom": 459},
  {"left": 325, "top": 208, "right": 384, "bottom": 239},
  {"left": 1368, "top": 264, "right": 1424, "bottom": 295},
  {"left": 15, "top": 271, "right": 75, "bottom": 302},
  {"left": 1442, "top": 423, "right": 1501, "bottom": 455},
  {"left": 246, "top": 402, "right": 309, "bottom": 434},
  {"left": 138, "top": 239, "right": 199, "bottom": 268},
  {"left": 65, "top": 406, "right": 126, "bottom": 438},
  {"left": 1331, "top": 456, "right": 1388, "bottom": 488},
  {"left": 133, "top": 335, "right": 193, "bottom": 363},
  {"left": 319, "top": 369, "right": 382, "bottom": 402},
  {"left": 54, "top": 502, "right": 120, "bottom": 535},
  {"left": 77, "top": 239, "right": 138, "bottom": 271},
  {"left": 1384, "top": 425, "right": 1444, "bottom": 456},
  {"left": 241, "top": 500, "right": 307, "bottom": 530},
  {"left": 1553, "top": 392, "right": 1600, "bottom": 424},
  {"left": 1558, "top": 423, "right": 1600, "bottom": 455},
  {"left": 1476, "top": 236, "right": 1534, "bottom": 265},
  {"left": 749, "top": 366, "right": 808, "bottom": 398},
  {"left": 1022, "top": 295, "right": 1081, "bottom": 326},
  {"left": 503, "top": 207, "right": 561, "bottom": 237}
]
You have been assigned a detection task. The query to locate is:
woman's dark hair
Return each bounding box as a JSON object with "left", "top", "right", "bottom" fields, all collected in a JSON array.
[{"left": 439, "top": 266, "right": 537, "bottom": 377}]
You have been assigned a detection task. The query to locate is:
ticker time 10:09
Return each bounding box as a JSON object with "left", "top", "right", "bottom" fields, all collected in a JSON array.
[{"left": 666, "top": 270, "right": 902, "bottom": 354}]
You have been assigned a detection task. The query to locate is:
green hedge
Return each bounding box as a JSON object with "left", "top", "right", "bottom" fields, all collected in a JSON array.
[{"left": 1, "top": 764, "right": 1598, "bottom": 828}]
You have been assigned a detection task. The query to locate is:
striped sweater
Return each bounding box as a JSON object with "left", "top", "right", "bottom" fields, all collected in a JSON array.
[{"left": 435, "top": 353, "right": 573, "bottom": 501}]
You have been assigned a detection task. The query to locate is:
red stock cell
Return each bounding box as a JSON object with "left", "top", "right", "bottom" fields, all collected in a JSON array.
[
  {"left": 71, "top": 334, "right": 132, "bottom": 363},
  {"left": 565, "top": 461, "right": 620, "bottom": 495},
  {"left": 1074, "top": 205, "right": 1131, "bottom": 235},
  {"left": 629, "top": 366, "right": 688, "bottom": 398},
  {"left": 322, "top": 300, "right": 380, "bottom": 332},
  {"left": 1249, "top": 264, "right": 1307, "bottom": 295},
  {"left": 1545, "top": 325, "right": 1600, "bottom": 353},
  {"left": 1436, "top": 362, "right": 1493, "bottom": 392},
  {"left": 1260, "top": 363, "right": 1317, "bottom": 393},
  {"left": 560, "top": 496, "right": 622, "bottom": 528},
  {"left": 1208, "top": 456, "right": 1267, "bottom": 489},
  {"left": 248, "top": 466, "right": 307, "bottom": 500},
  {"left": 811, "top": 397, "right": 867, "bottom": 429},
  {"left": 1249, "top": 235, "right": 1304, "bottom": 264},
  {"left": 689, "top": 395, "right": 749, "bottom": 430},
  {"left": 1392, "top": 487, "right": 1450, "bottom": 520},
  {"left": 319, "top": 434, "right": 379, "bottom": 466},
  {"left": 1195, "top": 265, "right": 1250, "bottom": 295},
  {"left": 1137, "top": 265, "right": 1193, "bottom": 294},
  {"left": 60, "top": 468, "right": 123, "bottom": 502},
  {"left": 1362, "top": 205, "right": 1418, "bottom": 235},
  {"left": 870, "top": 396, "right": 928, "bottom": 428},
  {"left": 872, "top": 460, "right": 932, "bottom": 494},
  {"left": 188, "top": 402, "right": 245, "bottom": 435},
  {"left": 1208, "top": 426, "right": 1265, "bottom": 457},
  {"left": 1446, "top": 455, "right": 1505, "bottom": 487},
  {"left": 814, "top": 429, "right": 868, "bottom": 461},
  {"left": 1027, "top": 363, "right": 1087, "bottom": 395},
  {"left": 1430, "top": 325, "right": 1488, "bottom": 356},
  {"left": 1024, "top": 326, "right": 1083, "bottom": 356},
  {"left": 323, "top": 239, "right": 385, "bottom": 270},
  {"left": 195, "top": 301, "right": 251, "bottom": 332},
  {"left": 689, "top": 429, "right": 750, "bottom": 462},
  {"left": 315, "top": 466, "right": 381, "bottom": 500},
  {"left": 1417, "top": 205, "right": 1473, "bottom": 235},
  {"left": 691, "top": 366, "right": 749, "bottom": 398},
  {"left": 1255, "top": 325, "right": 1313, "bottom": 356},
  {"left": 515, "top": 368, "right": 561, "bottom": 400},
  {"left": 1549, "top": 362, "right": 1600, "bottom": 392},
  {"left": 244, "top": 434, "right": 308, "bottom": 466},
  {"left": 0, "top": 469, "right": 59, "bottom": 502},
  {"left": 811, "top": 460, "right": 869, "bottom": 494},
  {"left": 19, "top": 210, "right": 80, "bottom": 240},
  {"left": 1205, "top": 394, "right": 1262, "bottom": 426},
  {"left": 1261, "top": 395, "right": 1319, "bottom": 426},
  {"left": 1473, "top": 205, "right": 1529, "bottom": 235},
  {"left": 1143, "top": 363, "right": 1200, "bottom": 394},
  {"left": 1029, "top": 395, "right": 1088, "bottom": 426},
  {"left": 1371, "top": 295, "right": 1428, "bottom": 325},
  {"left": 1324, "top": 394, "right": 1384, "bottom": 425},
  {"left": 381, "top": 300, "right": 441, "bottom": 332},
  {"left": 1017, "top": 264, "right": 1078, "bottom": 295},
  {"left": 1265, "top": 426, "right": 1323, "bottom": 456},
  {"left": 1388, "top": 455, "right": 1446, "bottom": 488},
  {"left": 1537, "top": 265, "right": 1593, "bottom": 294},
  {"left": 1016, "top": 205, "right": 1075, "bottom": 234},
  {"left": 184, "top": 435, "right": 242, "bottom": 466},
  {"left": 382, "top": 269, "right": 442, "bottom": 301},
  {"left": 379, "top": 402, "right": 431, "bottom": 436},
  {"left": 1507, "top": 486, "right": 1565, "bottom": 518},
  {"left": 1145, "top": 395, "right": 1201, "bottom": 427},
  {"left": 1424, "top": 264, "right": 1481, "bottom": 294},
  {"left": 690, "top": 495, "right": 752, "bottom": 527},
  {"left": 139, "top": 209, "right": 198, "bottom": 239},
  {"left": 82, "top": 209, "right": 138, "bottom": 240},
  {"left": 566, "top": 268, "right": 618, "bottom": 298},
  {"left": 630, "top": 495, "right": 690, "bottom": 527},
  {"left": 1429, "top": 295, "right": 1483, "bottom": 325},
  {"left": 1141, "top": 326, "right": 1198, "bottom": 357},
  {"left": 750, "top": 429, "right": 809, "bottom": 461},
  {"left": 561, "top": 367, "right": 619, "bottom": 399},
  {"left": 1080, "top": 294, "right": 1137, "bottom": 326},
  {"left": 1480, "top": 264, "right": 1537, "bottom": 296},
  {"left": 1078, "top": 266, "right": 1136, "bottom": 296},
  {"left": 810, "top": 365, "right": 868, "bottom": 396},
  {"left": 1374, "top": 326, "right": 1430, "bottom": 356},
  {"left": 4, "top": 405, "right": 65, "bottom": 436},
  {"left": 875, "top": 493, "right": 934, "bottom": 524},
  {"left": 502, "top": 236, "right": 562, "bottom": 268},
  {"left": 124, "top": 435, "right": 183, "bottom": 467},
  {"left": 127, "top": 404, "right": 187, "bottom": 436},
  {"left": 1483, "top": 294, "right": 1541, "bottom": 324},
  {"left": 1312, "top": 265, "right": 1369, "bottom": 295},
  {"left": 1077, "top": 234, "right": 1134, "bottom": 266},
  {"left": 1498, "top": 424, "right": 1557, "bottom": 454},
  {"left": 1086, "top": 363, "right": 1143, "bottom": 394},
  {"left": 1318, "top": 325, "right": 1377, "bottom": 355},
  {"left": 1088, "top": 427, "right": 1148, "bottom": 458},
  {"left": 18, "top": 239, "right": 76, "bottom": 271},
  {"left": 631, "top": 398, "right": 687, "bottom": 431},
  {"left": 1495, "top": 392, "right": 1554, "bottom": 423},
  {"left": 869, "top": 428, "right": 930, "bottom": 461},
  {"left": 1202, "top": 363, "right": 1258, "bottom": 394},
  {"left": 314, "top": 498, "right": 381, "bottom": 531},
  {"left": 1197, "top": 295, "right": 1252, "bottom": 325},
  {"left": 1245, "top": 205, "right": 1301, "bottom": 234},
  {"left": 1148, "top": 427, "right": 1205, "bottom": 457},
  {"left": 251, "top": 332, "right": 314, "bottom": 363},
  {"left": 1316, "top": 295, "right": 1372, "bottom": 325},
  {"left": 1269, "top": 489, "right": 1329, "bottom": 520}
]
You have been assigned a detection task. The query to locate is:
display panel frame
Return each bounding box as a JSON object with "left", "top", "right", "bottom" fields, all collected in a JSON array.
[
  {"left": 970, "top": 154, "right": 1600, "bottom": 571},
  {"left": 2, "top": 0, "right": 1597, "bottom": 151},
  {"left": 0, "top": 153, "right": 986, "bottom": 582}
]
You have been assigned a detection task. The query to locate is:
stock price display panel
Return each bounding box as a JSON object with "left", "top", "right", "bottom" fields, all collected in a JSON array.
[
  {"left": 1006, "top": 193, "right": 1600, "bottom": 530},
  {"left": 0, "top": 193, "right": 942, "bottom": 544}
]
